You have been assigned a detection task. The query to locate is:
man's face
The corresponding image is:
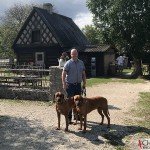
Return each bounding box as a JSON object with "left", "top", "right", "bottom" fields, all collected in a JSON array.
[{"left": 71, "top": 50, "right": 78, "bottom": 60}]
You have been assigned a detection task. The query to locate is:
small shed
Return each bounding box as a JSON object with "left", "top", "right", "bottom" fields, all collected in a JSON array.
[{"left": 71, "top": 45, "right": 116, "bottom": 77}]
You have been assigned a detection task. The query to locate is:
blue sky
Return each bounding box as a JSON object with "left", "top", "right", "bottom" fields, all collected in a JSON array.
[{"left": 0, "top": 0, "right": 93, "bottom": 29}]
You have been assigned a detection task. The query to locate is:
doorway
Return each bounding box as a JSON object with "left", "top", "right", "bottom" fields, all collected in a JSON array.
[{"left": 35, "top": 52, "right": 44, "bottom": 65}]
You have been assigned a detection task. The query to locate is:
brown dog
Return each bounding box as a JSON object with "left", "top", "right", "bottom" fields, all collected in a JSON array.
[
  {"left": 73, "top": 95, "right": 110, "bottom": 133},
  {"left": 54, "top": 92, "right": 78, "bottom": 131}
]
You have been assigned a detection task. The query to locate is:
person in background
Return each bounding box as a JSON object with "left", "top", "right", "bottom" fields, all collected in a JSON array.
[
  {"left": 62, "top": 52, "right": 69, "bottom": 61},
  {"left": 62, "top": 48, "right": 86, "bottom": 124},
  {"left": 58, "top": 52, "right": 69, "bottom": 67},
  {"left": 116, "top": 54, "right": 125, "bottom": 75},
  {"left": 58, "top": 56, "right": 66, "bottom": 67}
]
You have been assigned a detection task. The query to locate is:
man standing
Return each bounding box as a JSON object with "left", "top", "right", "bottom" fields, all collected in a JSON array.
[
  {"left": 116, "top": 54, "right": 125, "bottom": 75},
  {"left": 62, "top": 48, "right": 86, "bottom": 124}
]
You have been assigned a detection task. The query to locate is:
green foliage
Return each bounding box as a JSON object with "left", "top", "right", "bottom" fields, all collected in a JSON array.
[
  {"left": 0, "top": 3, "right": 34, "bottom": 58},
  {"left": 86, "top": 0, "right": 150, "bottom": 60},
  {"left": 0, "top": 26, "right": 16, "bottom": 57},
  {"left": 82, "top": 25, "right": 100, "bottom": 44}
]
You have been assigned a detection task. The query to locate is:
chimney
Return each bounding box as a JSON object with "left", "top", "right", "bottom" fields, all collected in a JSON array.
[{"left": 43, "top": 3, "right": 53, "bottom": 14}]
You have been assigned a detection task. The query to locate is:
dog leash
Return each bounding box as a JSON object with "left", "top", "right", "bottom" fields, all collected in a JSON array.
[{"left": 81, "top": 86, "right": 86, "bottom": 97}]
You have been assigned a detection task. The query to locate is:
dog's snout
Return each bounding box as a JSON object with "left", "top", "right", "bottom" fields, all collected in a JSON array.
[
  {"left": 56, "top": 96, "right": 61, "bottom": 103},
  {"left": 77, "top": 103, "right": 80, "bottom": 107},
  {"left": 75, "top": 100, "right": 80, "bottom": 107}
]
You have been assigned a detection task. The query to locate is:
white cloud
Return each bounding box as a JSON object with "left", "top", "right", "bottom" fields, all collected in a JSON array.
[
  {"left": 74, "top": 12, "right": 93, "bottom": 29},
  {"left": 0, "top": 0, "right": 93, "bottom": 29}
]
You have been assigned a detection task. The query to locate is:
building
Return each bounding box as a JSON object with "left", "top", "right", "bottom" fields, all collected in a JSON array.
[{"left": 12, "top": 3, "right": 116, "bottom": 77}]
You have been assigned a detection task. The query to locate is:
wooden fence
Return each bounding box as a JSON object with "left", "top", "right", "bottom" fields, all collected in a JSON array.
[{"left": 0, "top": 65, "right": 65, "bottom": 101}]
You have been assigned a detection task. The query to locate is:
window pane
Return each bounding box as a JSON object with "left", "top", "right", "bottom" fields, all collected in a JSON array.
[
  {"left": 37, "top": 54, "right": 42, "bottom": 61},
  {"left": 32, "top": 30, "right": 40, "bottom": 43}
]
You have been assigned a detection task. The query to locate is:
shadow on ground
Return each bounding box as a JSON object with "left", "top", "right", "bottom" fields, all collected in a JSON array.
[
  {"left": 108, "top": 105, "right": 121, "bottom": 110},
  {"left": 0, "top": 115, "right": 149, "bottom": 149},
  {"left": 0, "top": 115, "right": 68, "bottom": 150},
  {"left": 69, "top": 121, "right": 150, "bottom": 147}
]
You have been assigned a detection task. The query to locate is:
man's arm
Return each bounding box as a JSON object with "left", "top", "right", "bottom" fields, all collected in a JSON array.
[{"left": 62, "top": 70, "right": 67, "bottom": 90}]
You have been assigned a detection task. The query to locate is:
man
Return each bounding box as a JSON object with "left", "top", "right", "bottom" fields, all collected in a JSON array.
[
  {"left": 116, "top": 54, "right": 125, "bottom": 75},
  {"left": 62, "top": 48, "right": 86, "bottom": 124}
]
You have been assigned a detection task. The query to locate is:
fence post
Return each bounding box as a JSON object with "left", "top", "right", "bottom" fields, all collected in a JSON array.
[{"left": 49, "top": 66, "right": 66, "bottom": 100}]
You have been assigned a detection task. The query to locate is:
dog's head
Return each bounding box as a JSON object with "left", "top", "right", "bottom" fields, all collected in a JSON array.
[
  {"left": 73, "top": 95, "right": 84, "bottom": 107},
  {"left": 54, "top": 92, "right": 64, "bottom": 104}
]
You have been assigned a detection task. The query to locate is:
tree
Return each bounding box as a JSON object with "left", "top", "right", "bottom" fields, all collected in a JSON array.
[
  {"left": 87, "top": 0, "right": 150, "bottom": 77},
  {"left": 0, "top": 3, "right": 57, "bottom": 58},
  {"left": 0, "top": 26, "right": 13, "bottom": 57},
  {"left": 0, "top": 3, "right": 34, "bottom": 58},
  {"left": 82, "top": 25, "right": 99, "bottom": 44}
]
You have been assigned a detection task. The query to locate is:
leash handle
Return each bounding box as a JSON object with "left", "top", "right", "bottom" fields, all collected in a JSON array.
[{"left": 81, "top": 87, "right": 86, "bottom": 97}]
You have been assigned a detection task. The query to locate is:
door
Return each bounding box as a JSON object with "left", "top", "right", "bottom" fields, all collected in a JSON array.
[{"left": 35, "top": 52, "right": 44, "bottom": 65}]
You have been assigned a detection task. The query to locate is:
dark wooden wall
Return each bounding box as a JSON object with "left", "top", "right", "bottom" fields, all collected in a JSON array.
[
  {"left": 79, "top": 52, "right": 104, "bottom": 77},
  {"left": 15, "top": 48, "right": 113, "bottom": 77},
  {"left": 15, "top": 46, "right": 63, "bottom": 68}
]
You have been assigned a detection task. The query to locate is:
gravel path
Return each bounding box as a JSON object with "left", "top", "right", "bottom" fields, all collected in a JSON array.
[{"left": 0, "top": 81, "right": 150, "bottom": 150}]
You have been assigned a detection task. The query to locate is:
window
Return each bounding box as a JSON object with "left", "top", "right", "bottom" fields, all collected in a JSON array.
[
  {"left": 37, "top": 54, "right": 43, "bottom": 61},
  {"left": 32, "top": 30, "right": 40, "bottom": 43}
]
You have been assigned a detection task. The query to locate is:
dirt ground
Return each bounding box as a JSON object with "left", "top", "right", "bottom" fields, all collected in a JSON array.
[{"left": 0, "top": 81, "right": 150, "bottom": 150}]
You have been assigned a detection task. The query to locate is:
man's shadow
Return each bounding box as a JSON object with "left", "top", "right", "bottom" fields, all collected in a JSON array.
[{"left": 69, "top": 120, "right": 150, "bottom": 146}]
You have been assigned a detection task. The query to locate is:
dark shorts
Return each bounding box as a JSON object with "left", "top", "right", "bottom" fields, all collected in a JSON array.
[
  {"left": 118, "top": 65, "right": 124, "bottom": 70},
  {"left": 66, "top": 83, "right": 81, "bottom": 119},
  {"left": 66, "top": 83, "right": 81, "bottom": 97}
]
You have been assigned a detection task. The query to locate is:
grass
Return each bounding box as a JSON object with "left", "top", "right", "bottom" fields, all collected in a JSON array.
[
  {"left": 86, "top": 68, "right": 146, "bottom": 87},
  {"left": 128, "top": 91, "right": 150, "bottom": 129},
  {"left": 120, "top": 92, "right": 150, "bottom": 150},
  {"left": 86, "top": 77, "right": 145, "bottom": 87},
  {"left": 134, "top": 92, "right": 150, "bottom": 128}
]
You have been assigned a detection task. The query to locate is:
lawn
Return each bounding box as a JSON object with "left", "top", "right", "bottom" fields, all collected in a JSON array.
[
  {"left": 134, "top": 92, "right": 150, "bottom": 128},
  {"left": 86, "top": 77, "right": 145, "bottom": 87}
]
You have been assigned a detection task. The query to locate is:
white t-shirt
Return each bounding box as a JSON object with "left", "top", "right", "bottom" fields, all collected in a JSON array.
[
  {"left": 116, "top": 56, "right": 124, "bottom": 66},
  {"left": 58, "top": 58, "right": 66, "bottom": 67}
]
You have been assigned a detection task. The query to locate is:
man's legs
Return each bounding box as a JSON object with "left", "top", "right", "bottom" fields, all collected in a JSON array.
[
  {"left": 66, "top": 83, "right": 82, "bottom": 123},
  {"left": 66, "top": 84, "right": 75, "bottom": 123},
  {"left": 74, "top": 84, "right": 81, "bottom": 120}
]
